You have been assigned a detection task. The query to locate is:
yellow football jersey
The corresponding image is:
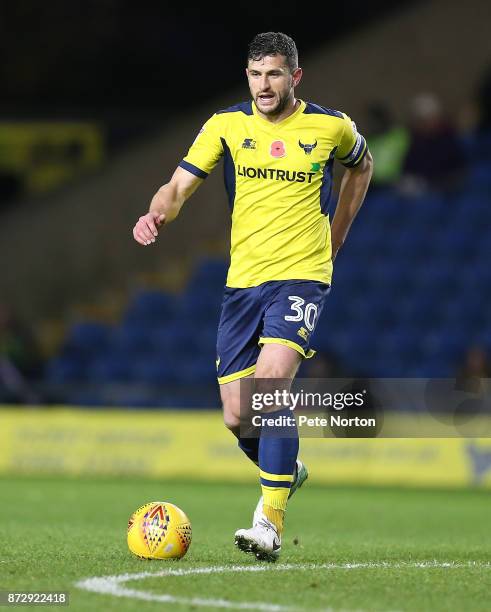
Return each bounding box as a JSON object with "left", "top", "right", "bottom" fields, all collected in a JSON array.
[{"left": 179, "top": 99, "right": 367, "bottom": 288}]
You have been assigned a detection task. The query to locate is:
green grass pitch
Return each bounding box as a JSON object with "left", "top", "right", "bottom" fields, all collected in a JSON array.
[{"left": 0, "top": 475, "right": 490, "bottom": 611}]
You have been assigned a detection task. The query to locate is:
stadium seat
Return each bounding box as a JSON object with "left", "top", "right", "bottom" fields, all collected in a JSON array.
[
  {"left": 186, "top": 258, "right": 228, "bottom": 291},
  {"left": 87, "top": 353, "right": 133, "bottom": 383},
  {"left": 179, "top": 290, "right": 223, "bottom": 321},
  {"left": 45, "top": 356, "right": 87, "bottom": 383},
  {"left": 123, "top": 291, "right": 177, "bottom": 334},
  {"left": 110, "top": 324, "right": 154, "bottom": 354},
  {"left": 130, "top": 354, "right": 179, "bottom": 385},
  {"left": 467, "top": 161, "right": 491, "bottom": 190},
  {"left": 64, "top": 321, "right": 112, "bottom": 356}
]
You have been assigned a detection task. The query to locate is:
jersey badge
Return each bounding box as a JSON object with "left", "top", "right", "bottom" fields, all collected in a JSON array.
[
  {"left": 241, "top": 138, "right": 256, "bottom": 149},
  {"left": 298, "top": 139, "right": 318, "bottom": 155}
]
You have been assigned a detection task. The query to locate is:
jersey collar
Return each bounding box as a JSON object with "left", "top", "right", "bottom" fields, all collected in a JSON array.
[{"left": 252, "top": 99, "right": 306, "bottom": 128}]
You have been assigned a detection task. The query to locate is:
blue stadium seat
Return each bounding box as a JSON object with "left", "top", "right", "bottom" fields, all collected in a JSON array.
[
  {"left": 130, "top": 354, "right": 178, "bottom": 385},
  {"left": 174, "top": 358, "right": 217, "bottom": 385},
  {"left": 467, "top": 162, "right": 491, "bottom": 189},
  {"left": 162, "top": 326, "right": 205, "bottom": 355},
  {"left": 364, "top": 190, "right": 404, "bottom": 227},
  {"left": 398, "top": 296, "right": 444, "bottom": 331},
  {"left": 416, "top": 262, "right": 454, "bottom": 292},
  {"left": 187, "top": 258, "right": 228, "bottom": 290},
  {"left": 366, "top": 353, "right": 408, "bottom": 377},
  {"left": 124, "top": 290, "right": 176, "bottom": 326},
  {"left": 45, "top": 356, "right": 87, "bottom": 383},
  {"left": 462, "top": 130, "right": 491, "bottom": 161},
  {"left": 479, "top": 328, "right": 491, "bottom": 351},
  {"left": 369, "top": 258, "right": 405, "bottom": 289},
  {"left": 179, "top": 289, "right": 223, "bottom": 321},
  {"left": 64, "top": 321, "right": 112, "bottom": 356},
  {"left": 441, "top": 299, "right": 486, "bottom": 330},
  {"left": 422, "top": 328, "right": 470, "bottom": 365},
  {"left": 110, "top": 324, "right": 154, "bottom": 354},
  {"left": 150, "top": 326, "right": 182, "bottom": 353},
  {"left": 87, "top": 353, "right": 133, "bottom": 383}
]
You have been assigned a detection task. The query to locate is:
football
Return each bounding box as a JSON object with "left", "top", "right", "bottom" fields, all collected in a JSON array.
[{"left": 127, "top": 501, "right": 192, "bottom": 560}]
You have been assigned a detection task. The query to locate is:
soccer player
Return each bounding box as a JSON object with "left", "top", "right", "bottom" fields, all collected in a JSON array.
[{"left": 133, "top": 32, "right": 373, "bottom": 561}]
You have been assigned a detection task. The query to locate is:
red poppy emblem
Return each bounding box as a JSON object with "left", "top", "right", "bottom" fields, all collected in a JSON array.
[{"left": 270, "top": 140, "right": 286, "bottom": 158}]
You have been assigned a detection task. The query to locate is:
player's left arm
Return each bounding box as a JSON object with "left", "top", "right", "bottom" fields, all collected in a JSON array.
[
  {"left": 330, "top": 150, "right": 373, "bottom": 261},
  {"left": 330, "top": 114, "right": 374, "bottom": 260}
]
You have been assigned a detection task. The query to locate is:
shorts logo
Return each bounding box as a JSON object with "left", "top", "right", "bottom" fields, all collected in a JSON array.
[
  {"left": 270, "top": 140, "right": 286, "bottom": 158},
  {"left": 297, "top": 327, "right": 309, "bottom": 340},
  {"left": 298, "top": 139, "right": 318, "bottom": 155},
  {"left": 216, "top": 357, "right": 221, "bottom": 370},
  {"left": 242, "top": 138, "right": 256, "bottom": 149}
]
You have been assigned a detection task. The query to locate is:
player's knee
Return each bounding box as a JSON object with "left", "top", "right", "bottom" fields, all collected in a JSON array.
[
  {"left": 222, "top": 397, "right": 241, "bottom": 432},
  {"left": 223, "top": 410, "right": 240, "bottom": 433}
]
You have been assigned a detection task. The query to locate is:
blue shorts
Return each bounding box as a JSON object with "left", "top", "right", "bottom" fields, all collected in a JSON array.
[{"left": 216, "top": 280, "right": 330, "bottom": 384}]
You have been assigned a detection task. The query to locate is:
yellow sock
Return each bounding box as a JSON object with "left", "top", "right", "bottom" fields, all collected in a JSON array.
[
  {"left": 261, "top": 485, "right": 289, "bottom": 534},
  {"left": 263, "top": 504, "right": 285, "bottom": 534}
]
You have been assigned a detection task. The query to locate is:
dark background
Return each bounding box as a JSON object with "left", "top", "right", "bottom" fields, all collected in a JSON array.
[{"left": 0, "top": 1, "right": 415, "bottom": 119}]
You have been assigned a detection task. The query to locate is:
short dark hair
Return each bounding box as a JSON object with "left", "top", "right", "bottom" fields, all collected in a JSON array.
[{"left": 247, "top": 32, "right": 298, "bottom": 72}]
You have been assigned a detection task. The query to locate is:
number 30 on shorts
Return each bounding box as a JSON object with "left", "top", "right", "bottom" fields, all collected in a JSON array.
[{"left": 284, "top": 296, "right": 318, "bottom": 331}]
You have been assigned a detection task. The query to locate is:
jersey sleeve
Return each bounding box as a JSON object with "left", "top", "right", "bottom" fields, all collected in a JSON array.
[
  {"left": 179, "top": 114, "right": 224, "bottom": 179},
  {"left": 335, "top": 113, "right": 368, "bottom": 167}
]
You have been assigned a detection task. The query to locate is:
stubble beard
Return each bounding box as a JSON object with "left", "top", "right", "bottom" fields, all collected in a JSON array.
[{"left": 256, "top": 91, "right": 291, "bottom": 117}]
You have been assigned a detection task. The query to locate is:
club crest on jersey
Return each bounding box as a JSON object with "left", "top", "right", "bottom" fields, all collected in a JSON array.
[
  {"left": 270, "top": 140, "right": 286, "bottom": 158},
  {"left": 242, "top": 138, "right": 256, "bottom": 149},
  {"left": 298, "top": 139, "right": 318, "bottom": 155}
]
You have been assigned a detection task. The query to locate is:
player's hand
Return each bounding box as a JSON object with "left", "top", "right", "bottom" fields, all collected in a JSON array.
[{"left": 133, "top": 212, "right": 165, "bottom": 245}]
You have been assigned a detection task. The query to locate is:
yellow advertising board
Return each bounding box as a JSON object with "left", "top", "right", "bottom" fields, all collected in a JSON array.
[
  {"left": 0, "top": 122, "right": 103, "bottom": 194},
  {"left": 1, "top": 409, "right": 490, "bottom": 488}
]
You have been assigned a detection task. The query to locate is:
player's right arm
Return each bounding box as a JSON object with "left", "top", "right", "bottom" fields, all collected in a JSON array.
[
  {"left": 133, "top": 167, "right": 203, "bottom": 245},
  {"left": 133, "top": 113, "right": 224, "bottom": 246}
]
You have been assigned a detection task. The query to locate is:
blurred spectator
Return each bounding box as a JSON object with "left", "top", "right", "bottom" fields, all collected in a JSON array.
[
  {"left": 0, "top": 304, "right": 43, "bottom": 403},
  {"left": 401, "top": 93, "right": 467, "bottom": 194},
  {"left": 456, "top": 346, "right": 491, "bottom": 394},
  {"left": 365, "top": 102, "right": 409, "bottom": 189}
]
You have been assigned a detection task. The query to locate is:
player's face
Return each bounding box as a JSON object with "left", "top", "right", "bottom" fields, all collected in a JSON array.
[{"left": 247, "top": 55, "right": 302, "bottom": 117}]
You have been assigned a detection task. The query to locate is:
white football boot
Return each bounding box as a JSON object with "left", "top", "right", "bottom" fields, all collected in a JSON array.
[{"left": 234, "top": 515, "right": 281, "bottom": 562}]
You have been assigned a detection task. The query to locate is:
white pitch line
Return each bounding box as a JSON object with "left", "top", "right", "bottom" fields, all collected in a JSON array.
[
  {"left": 75, "top": 561, "right": 491, "bottom": 612},
  {"left": 77, "top": 574, "right": 299, "bottom": 611}
]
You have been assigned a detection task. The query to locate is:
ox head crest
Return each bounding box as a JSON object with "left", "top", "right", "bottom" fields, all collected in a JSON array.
[{"left": 298, "top": 139, "right": 318, "bottom": 155}]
